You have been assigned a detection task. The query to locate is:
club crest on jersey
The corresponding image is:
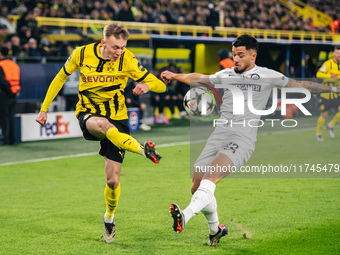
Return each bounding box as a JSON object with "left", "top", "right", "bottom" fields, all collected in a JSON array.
[
  {"left": 107, "top": 62, "right": 114, "bottom": 73},
  {"left": 138, "top": 62, "right": 146, "bottom": 71},
  {"left": 251, "top": 74, "right": 260, "bottom": 80}
]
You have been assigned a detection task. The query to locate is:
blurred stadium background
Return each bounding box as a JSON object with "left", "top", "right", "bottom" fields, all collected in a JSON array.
[
  {"left": 0, "top": 0, "right": 339, "bottom": 130},
  {"left": 0, "top": 1, "right": 339, "bottom": 254}
]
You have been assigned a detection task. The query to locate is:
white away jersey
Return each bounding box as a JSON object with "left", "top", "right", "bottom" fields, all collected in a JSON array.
[{"left": 209, "top": 66, "right": 289, "bottom": 140}]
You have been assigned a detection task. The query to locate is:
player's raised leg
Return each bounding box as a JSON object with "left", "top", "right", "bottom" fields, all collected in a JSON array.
[
  {"left": 86, "top": 115, "right": 162, "bottom": 163},
  {"left": 170, "top": 153, "right": 231, "bottom": 246},
  {"left": 169, "top": 167, "right": 203, "bottom": 233}
]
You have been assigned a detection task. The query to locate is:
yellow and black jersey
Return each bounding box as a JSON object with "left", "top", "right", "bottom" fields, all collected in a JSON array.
[
  {"left": 316, "top": 58, "right": 340, "bottom": 100},
  {"left": 41, "top": 42, "right": 166, "bottom": 119}
]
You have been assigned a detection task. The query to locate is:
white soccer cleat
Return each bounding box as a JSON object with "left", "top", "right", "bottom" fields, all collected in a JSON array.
[
  {"left": 103, "top": 220, "right": 116, "bottom": 243},
  {"left": 316, "top": 134, "right": 324, "bottom": 142},
  {"left": 140, "top": 123, "right": 151, "bottom": 131},
  {"left": 327, "top": 123, "right": 335, "bottom": 138}
]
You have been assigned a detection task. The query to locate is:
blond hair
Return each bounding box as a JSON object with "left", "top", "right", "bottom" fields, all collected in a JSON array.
[{"left": 103, "top": 21, "right": 129, "bottom": 40}]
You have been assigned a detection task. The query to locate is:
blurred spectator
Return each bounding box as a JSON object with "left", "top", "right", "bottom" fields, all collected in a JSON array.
[
  {"left": 27, "top": 37, "right": 49, "bottom": 62},
  {"left": 151, "top": 65, "right": 189, "bottom": 123},
  {"left": 305, "top": 0, "right": 340, "bottom": 17},
  {"left": 186, "top": 12, "right": 196, "bottom": 26},
  {"left": 54, "top": 41, "right": 72, "bottom": 57},
  {"left": 47, "top": 6, "right": 58, "bottom": 18},
  {"left": 289, "top": 66, "right": 297, "bottom": 78},
  {"left": 18, "top": 26, "right": 32, "bottom": 46},
  {"left": 330, "top": 14, "right": 340, "bottom": 34},
  {"left": 16, "top": 10, "right": 39, "bottom": 39},
  {"left": 99, "top": 9, "right": 111, "bottom": 20},
  {"left": 206, "top": 3, "right": 219, "bottom": 28},
  {"left": 0, "top": 5, "right": 16, "bottom": 34},
  {"left": 164, "top": 3, "right": 178, "bottom": 24},
  {"left": 151, "top": 4, "right": 163, "bottom": 23},
  {"left": 0, "top": 24, "right": 8, "bottom": 46},
  {"left": 165, "top": 78, "right": 181, "bottom": 119},
  {"left": 295, "top": 54, "right": 317, "bottom": 78},
  {"left": 131, "top": 3, "right": 143, "bottom": 20},
  {"left": 173, "top": 67, "right": 190, "bottom": 117},
  {"left": 0, "top": 46, "right": 20, "bottom": 145},
  {"left": 3, "top": 0, "right": 336, "bottom": 33},
  {"left": 84, "top": 1, "right": 94, "bottom": 16},
  {"left": 117, "top": 1, "right": 134, "bottom": 22},
  {"left": 90, "top": 9, "right": 100, "bottom": 20},
  {"left": 150, "top": 69, "right": 169, "bottom": 124},
  {"left": 10, "top": 35, "right": 22, "bottom": 56},
  {"left": 27, "top": 37, "right": 41, "bottom": 61},
  {"left": 125, "top": 79, "right": 152, "bottom": 131},
  {"left": 218, "top": 48, "right": 234, "bottom": 70},
  {"left": 2, "top": 39, "right": 12, "bottom": 53}
]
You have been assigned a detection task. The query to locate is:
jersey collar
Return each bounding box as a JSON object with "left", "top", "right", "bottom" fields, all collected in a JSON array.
[
  {"left": 242, "top": 65, "right": 258, "bottom": 74},
  {"left": 94, "top": 42, "right": 107, "bottom": 61}
]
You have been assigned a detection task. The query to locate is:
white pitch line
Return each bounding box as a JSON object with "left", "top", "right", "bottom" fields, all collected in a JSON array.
[
  {"left": 0, "top": 141, "right": 196, "bottom": 167},
  {"left": 0, "top": 152, "right": 98, "bottom": 166},
  {"left": 0, "top": 127, "right": 319, "bottom": 167},
  {"left": 258, "top": 127, "right": 316, "bottom": 136}
]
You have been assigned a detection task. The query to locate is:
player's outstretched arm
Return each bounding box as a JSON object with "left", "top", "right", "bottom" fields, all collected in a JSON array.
[
  {"left": 161, "top": 70, "right": 212, "bottom": 87},
  {"left": 286, "top": 78, "right": 340, "bottom": 94},
  {"left": 36, "top": 111, "right": 47, "bottom": 126}
]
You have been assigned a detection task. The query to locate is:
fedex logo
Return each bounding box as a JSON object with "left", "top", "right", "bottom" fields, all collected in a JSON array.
[{"left": 40, "top": 115, "right": 70, "bottom": 136}]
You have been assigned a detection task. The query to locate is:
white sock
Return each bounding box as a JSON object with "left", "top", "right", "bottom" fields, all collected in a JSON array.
[
  {"left": 104, "top": 211, "right": 114, "bottom": 223},
  {"left": 182, "top": 179, "right": 216, "bottom": 225},
  {"left": 201, "top": 196, "right": 219, "bottom": 235},
  {"left": 182, "top": 207, "right": 194, "bottom": 225}
]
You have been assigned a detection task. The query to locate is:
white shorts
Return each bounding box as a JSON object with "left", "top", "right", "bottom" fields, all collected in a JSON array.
[{"left": 194, "top": 126, "right": 255, "bottom": 174}]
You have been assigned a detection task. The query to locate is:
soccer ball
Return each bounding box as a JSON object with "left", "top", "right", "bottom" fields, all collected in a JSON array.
[{"left": 183, "top": 87, "right": 216, "bottom": 117}]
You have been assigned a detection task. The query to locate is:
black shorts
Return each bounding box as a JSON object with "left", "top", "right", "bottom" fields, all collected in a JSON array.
[
  {"left": 320, "top": 97, "right": 340, "bottom": 112},
  {"left": 78, "top": 112, "right": 130, "bottom": 163}
]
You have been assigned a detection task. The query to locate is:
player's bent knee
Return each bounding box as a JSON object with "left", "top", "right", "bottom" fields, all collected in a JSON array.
[
  {"left": 106, "top": 178, "right": 120, "bottom": 190},
  {"left": 191, "top": 179, "right": 201, "bottom": 194},
  {"left": 321, "top": 111, "right": 328, "bottom": 118},
  {"left": 191, "top": 186, "right": 197, "bottom": 194},
  {"left": 88, "top": 117, "right": 116, "bottom": 137},
  {"left": 97, "top": 118, "right": 114, "bottom": 131}
]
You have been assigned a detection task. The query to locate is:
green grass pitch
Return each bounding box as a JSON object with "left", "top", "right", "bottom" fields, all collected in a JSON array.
[{"left": 0, "top": 122, "right": 339, "bottom": 254}]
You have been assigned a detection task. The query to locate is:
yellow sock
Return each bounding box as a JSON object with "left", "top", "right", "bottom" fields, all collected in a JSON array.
[
  {"left": 316, "top": 115, "right": 326, "bottom": 135},
  {"left": 330, "top": 112, "right": 340, "bottom": 127},
  {"left": 104, "top": 183, "right": 121, "bottom": 218},
  {"left": 106, "top": 127, "right": 143, "bottom": 155}
]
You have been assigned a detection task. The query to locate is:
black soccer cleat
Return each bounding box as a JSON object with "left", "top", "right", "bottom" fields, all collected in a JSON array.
[
  {"left": 143, "top": 140, "right": 162, "bottom": 163},
  {"left": 207, "top": 224, "right": 228, "bottom": 246},
  {"left": 169, "top": 203, "right": 185, "bottom": 233}
]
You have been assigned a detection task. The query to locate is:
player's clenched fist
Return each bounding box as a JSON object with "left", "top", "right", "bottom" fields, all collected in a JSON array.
[
  {"left": 161, "top": 71, "right": 175, "bottom": 83},
  {"left": 132, "top": 83, "right": 150, "bottom": 95},
  {"left": 35, "top": 111, "right": 47, "bottom": 126}
]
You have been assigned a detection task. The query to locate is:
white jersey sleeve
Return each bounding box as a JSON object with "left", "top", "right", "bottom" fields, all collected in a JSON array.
[
  {"left": 209, "top": 68, "right": 232, "bottom": 86},
  {"left": 264, "top": 68, "right": 289, "bottom": 88}
]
